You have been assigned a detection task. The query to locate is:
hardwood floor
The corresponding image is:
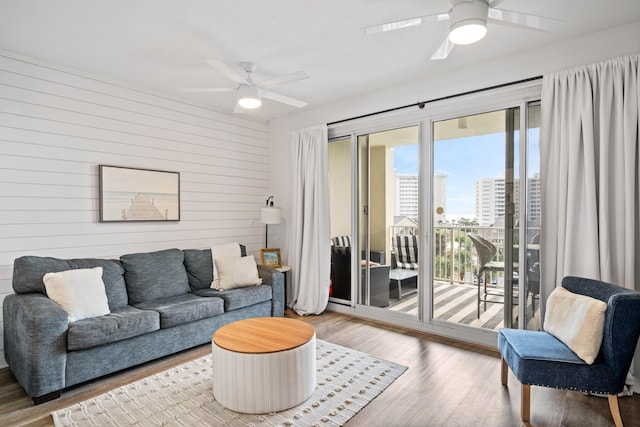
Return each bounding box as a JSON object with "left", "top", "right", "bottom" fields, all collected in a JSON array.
[{"left": 1, "top": 311, "right": 638, "bottom": 426}]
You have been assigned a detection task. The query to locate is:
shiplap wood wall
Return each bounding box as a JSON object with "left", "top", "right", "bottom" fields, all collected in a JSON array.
[{"left": 0, "top": 51, "right": 270, "bottom": 368}]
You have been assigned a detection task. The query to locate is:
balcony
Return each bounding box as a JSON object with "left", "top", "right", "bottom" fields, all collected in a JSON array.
[{"left": 384, "top": 224, "right": 540, "bottom": 330}]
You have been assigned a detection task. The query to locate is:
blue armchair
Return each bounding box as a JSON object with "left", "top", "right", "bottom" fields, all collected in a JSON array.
[{"left": 498, "top": 276, "right": 640, "bottom": 426}]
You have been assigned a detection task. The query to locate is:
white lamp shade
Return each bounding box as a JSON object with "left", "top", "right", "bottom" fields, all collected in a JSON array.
[{"left": 261, "top": 207, "right": 282, "bottom": 224}]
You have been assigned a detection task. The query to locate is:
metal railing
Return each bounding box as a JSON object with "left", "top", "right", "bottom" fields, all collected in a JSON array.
[{"left": 390, "top": 224, "right": 540, "bottom": 285}]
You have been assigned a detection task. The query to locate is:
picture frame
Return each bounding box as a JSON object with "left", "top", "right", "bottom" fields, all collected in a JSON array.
[
  {"left": 99, "top": 165, "right": 180, "bottom": 222},
  {"left": 260, "top": 248, "right": 282, "bottom": 268}
]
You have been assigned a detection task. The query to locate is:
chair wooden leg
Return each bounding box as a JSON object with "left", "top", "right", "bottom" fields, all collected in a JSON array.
[
  {"left": 608, "top": 394, "right": 624, "bottom": 427},
  {"left": 501, "top": 356, "right": 508, "bottom": 385},
  {"left": 521, "top": 383, "right": 530, "bottom": 422}
]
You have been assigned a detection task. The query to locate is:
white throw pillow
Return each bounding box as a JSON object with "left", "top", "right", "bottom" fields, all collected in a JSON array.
[
  {"left": 544, "top": 286, "right": 607, "bottom": 364},
  {"left": 214, "top": 255, "right": 263, "bottom": 290},
  {"left": 210, "top": 243, "right": 242, "bottom": 289},
  {"left": 43, "top": 267, "right": 111, "bottom": 322}
]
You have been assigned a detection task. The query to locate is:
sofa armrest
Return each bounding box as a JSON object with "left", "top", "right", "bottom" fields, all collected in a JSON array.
[
  {"left": 257, "top": 265, "right": 285, "bottom": 317},
  {"left": 3, "top": 293, "right": 69, "bottom": 399}
]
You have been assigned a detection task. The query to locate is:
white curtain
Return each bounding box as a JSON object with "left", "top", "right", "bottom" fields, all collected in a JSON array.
[
  {"left": 540, "top": 54, "right": 640, "bottom": 392},
  {"left": 287, "top": 124, "right": 331, "bottom": 315}
]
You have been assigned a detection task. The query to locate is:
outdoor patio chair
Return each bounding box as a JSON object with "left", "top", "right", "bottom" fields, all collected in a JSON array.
[
  {"left": 391, "top": 235, "right": 418, "bottom": 270},
  {"left": 498, "top": 276, "right": 640, "bottom": 427},
  {"left": 468, "top": 233, "right": 518, "bottom": 318}
]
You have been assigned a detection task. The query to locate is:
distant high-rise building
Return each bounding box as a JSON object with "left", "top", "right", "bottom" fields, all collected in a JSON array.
[
  {"left": 476, "top": 174, "right": 540, "bottom": 226},
  {"left": 476, "top": 177, "right": 502, "bottom": 226},
  {"left": 395, "top": 174, "right": 419, "bottom": 220},
  {"left": 394, "top": 173, "right": 446, "bottom": 223},
  {"left": 527, "top": 173, "right": 541, "bottom": 224}
]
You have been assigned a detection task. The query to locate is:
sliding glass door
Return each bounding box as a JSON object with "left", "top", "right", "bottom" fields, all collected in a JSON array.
[
  {"left": 431, "top": 109, "right": 518, "bottom": 330},
  {"left": 430, "top": 103, "right": 541, "bottom": 331},
  {"left": 328, "top": 126, "right": 420, "bottom": 315},
  {"left": 328, "top": 137, "right": 353, "bottom": 304},
  {"left": 359, "top": 127, "right": 419, "bottom": 313},
  {"left": 327, "top": 82, "right": 542, "bottom": 346},
  {"left": 523, "top": 101, "right": 541, "bottom": 331}
]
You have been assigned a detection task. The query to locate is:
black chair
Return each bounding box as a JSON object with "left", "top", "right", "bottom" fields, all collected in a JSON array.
[
  {"left": 330, "top": 246, "right": 390, "bottom": 307},
  {"left": 330, "top": 246, "right": 351, "bottom": 301}
]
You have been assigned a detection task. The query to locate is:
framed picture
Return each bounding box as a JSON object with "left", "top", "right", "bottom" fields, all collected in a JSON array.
[
  {"left": 260, "top": 248, "right": 282, "bottom": 268},
  {"left": 99, "top": 165, "right": 180, "bottom": 222}
]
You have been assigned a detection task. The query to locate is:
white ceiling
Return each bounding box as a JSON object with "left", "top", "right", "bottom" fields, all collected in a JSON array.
[{"left": 1, "top": 0, "right": 639, "bottom": 120}]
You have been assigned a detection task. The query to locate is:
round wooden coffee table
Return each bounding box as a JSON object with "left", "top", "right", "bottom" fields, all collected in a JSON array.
[{"left": 212, "top": 317, "right": 316, "bottom": 414}]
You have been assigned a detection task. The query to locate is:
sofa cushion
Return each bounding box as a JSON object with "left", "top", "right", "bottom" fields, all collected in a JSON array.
[
  {"left": 210, "top": 243, "right": 242, "bottom": 288},
  {"left": 183, "top": 249, "right": 214, "bottom": 290},
  {"left": 134, "top": 294, "right": 224, "bottom": 329},
  {"left": 43, "top": 267, "right": 111, "bottom": 322},
  {"left": 214, "top": 255, "right": 262, "bottom": 290},
  {"left": 120, "top": 248, "right": 190, "bottom": 304},
  {"left": 194, "top": 284, "right": 272, "bottom": 311},
  {"left": 68, "top": 259, "right": 128, "bottom": 309},
  {"left": 67, "top": 306, "right": 160, "bottom": 350},
  {"left": 392, "top": 235, "right": 419, "bottom": 270},
  {"left": 12, "top": 256, "right": 128, "bottom": 309},
  {"left": 331, "top": 235, "right": 351, "bottom": 247},
  {"left": 183, "top": 246, "right": 249, "bottom": 291}
]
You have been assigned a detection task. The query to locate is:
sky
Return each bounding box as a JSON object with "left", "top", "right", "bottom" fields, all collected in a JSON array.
[
  {"left": 101, "top": 166, "right": 180, "bottom": 194},
  {"left": 394, "top": 129, "right": 540, "bottom": 220}
]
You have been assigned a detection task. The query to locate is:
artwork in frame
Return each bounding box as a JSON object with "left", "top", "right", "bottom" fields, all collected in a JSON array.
[
  {"left": 99, "top": 165, "right": 180, "bottom": 222},
  {"left": 260, "top": 248, "right": 282, "bottom": 268}
]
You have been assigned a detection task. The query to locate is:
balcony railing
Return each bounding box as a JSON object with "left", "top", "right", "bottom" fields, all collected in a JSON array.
[{"left": 390, "top": 224, "right": 539, "bottom": 285}]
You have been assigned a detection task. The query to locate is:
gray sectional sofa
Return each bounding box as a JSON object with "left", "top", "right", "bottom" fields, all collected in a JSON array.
[{"left": 3, "top": 246, "right": 284, "bottom": 404}]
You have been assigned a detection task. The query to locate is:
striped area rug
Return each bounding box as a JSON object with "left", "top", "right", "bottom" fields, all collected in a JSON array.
[{"left": 389, "top": 281, "right": 540, "bottom": 330}]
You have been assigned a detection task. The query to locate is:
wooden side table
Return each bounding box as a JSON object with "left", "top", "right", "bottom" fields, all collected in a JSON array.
[{"left": 212, "top": 317, "right": 316, "bottom": 414}]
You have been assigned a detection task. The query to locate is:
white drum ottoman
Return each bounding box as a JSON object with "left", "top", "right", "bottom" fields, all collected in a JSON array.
[{"left": 212, "top": 317, "right": 316, "bottom": 414}]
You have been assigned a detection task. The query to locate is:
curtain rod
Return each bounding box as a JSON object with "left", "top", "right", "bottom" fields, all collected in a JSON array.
[{"left": 327, "top": 75, "right": 542, "bottom": 127}]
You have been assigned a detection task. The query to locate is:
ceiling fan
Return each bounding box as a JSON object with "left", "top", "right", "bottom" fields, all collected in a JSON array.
[
  {"left": 180, "top": 59, "right": 309, "bottom": 112},
  {"left": 365, "top": 0, "right": 557, "bottom": 60}
]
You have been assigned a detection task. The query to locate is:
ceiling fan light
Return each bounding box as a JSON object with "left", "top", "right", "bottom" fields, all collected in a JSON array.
[
  {"left": 237, "top": 85, "right": 262, "bottom": 109},
  {"left": 447, "top": 0, "right": 489, "bottom": 45},
  {"left": 448, "top": 20, "right": 487, "bottom": 44},
  {"left": 238, "top": 96, "right": 261, "bottom": 109}
]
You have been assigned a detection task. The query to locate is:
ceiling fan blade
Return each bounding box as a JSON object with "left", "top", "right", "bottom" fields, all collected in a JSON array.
[
  {"left": 179, "top": 87, "right": 235, "bottom": 93},
  {"left": 488, "top": 8, "right": 557, "bottom": 32},
  {"left": 258, "top": 71, "right": 309, "bottom": 90},
  {"left": 365, "top": 13, "right": 448, "bottom": 35},
  {"left": 262, "top": 90, "right": 307, "bottom": 108},
  {"left": 205, "top": 59, "right": 248, "bottom": 84},
  {"left": 430, "top": 36, "right": 455, "bottom": 60},
  {"left": 488, "top": 0, "right": 510, "bottom": 7}
]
